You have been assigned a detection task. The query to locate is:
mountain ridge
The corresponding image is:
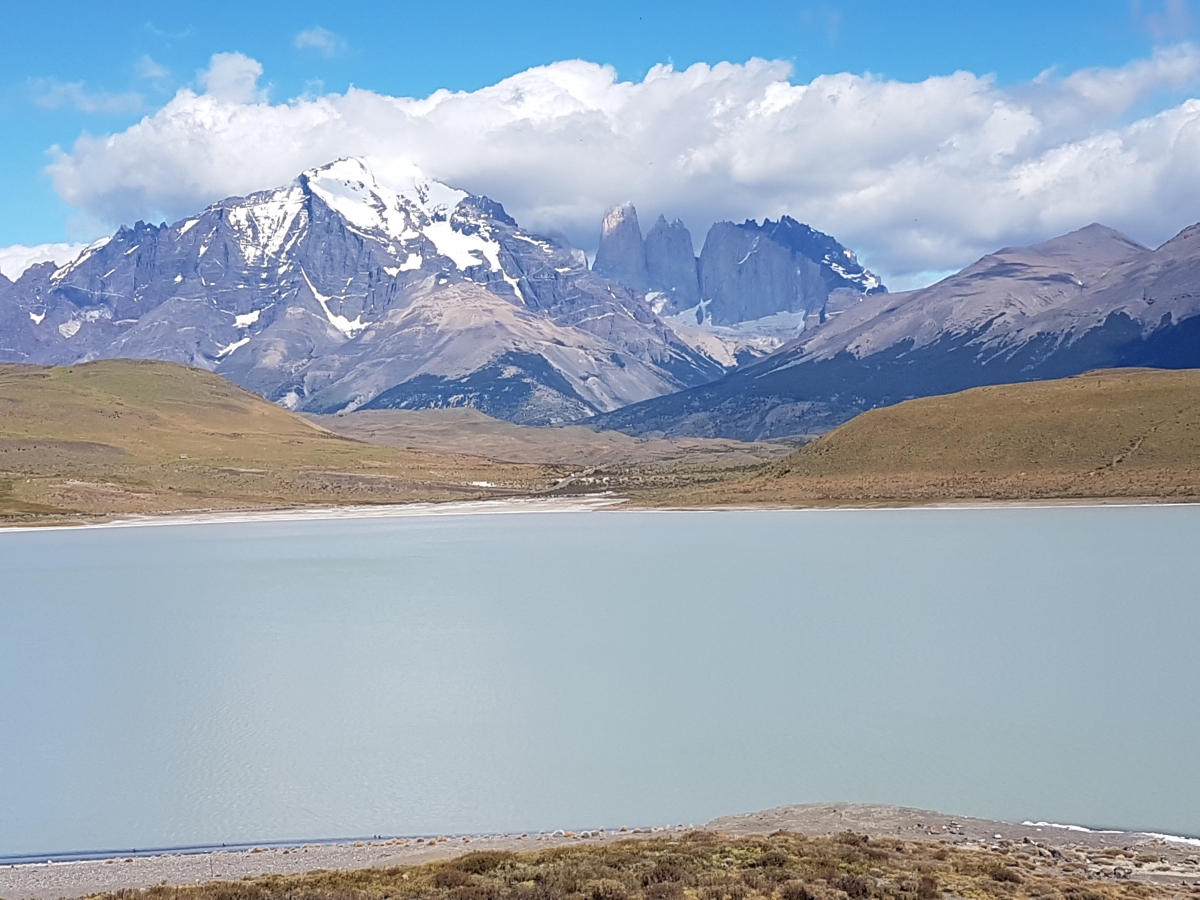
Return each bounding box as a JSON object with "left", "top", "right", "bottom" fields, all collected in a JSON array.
[
  {"left": 592, "top": 221, "right": 1200, "bottom": 440},
  {"left": 0, "top": 158, "right": 722, "bottom": 424}
]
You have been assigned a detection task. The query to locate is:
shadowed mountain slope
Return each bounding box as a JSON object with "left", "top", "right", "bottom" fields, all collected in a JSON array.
[
  {"left": 594, "top": 223, "right": 1200, "bottom": 439},
  {"left": 639, "top": 368, "right": 1200, "bottom": 507}
]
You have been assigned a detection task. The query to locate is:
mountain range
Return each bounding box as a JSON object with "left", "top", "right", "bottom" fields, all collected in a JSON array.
[
  {"left": 4, "top": 158, "right": 1199, "bottom": 440},
  {"left": 594, "top": 222, "right": 1200, "bottom": 439},
  {"left": 0, "top": 159, "right": 726, "bottom": 425},
  {"left": 593, "top": 203, "right": 885, "bottom": 368}
]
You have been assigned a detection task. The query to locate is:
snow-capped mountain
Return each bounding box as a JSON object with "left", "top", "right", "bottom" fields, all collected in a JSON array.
[
  {"left": 592, "top": 223, "right": 1200, "bottom": 440},
  {"left": 590, "top": 205, "right": 885, "bottom": 369},
  {"left": 0, "top": 158, "right": 721, "bottom": 423}
]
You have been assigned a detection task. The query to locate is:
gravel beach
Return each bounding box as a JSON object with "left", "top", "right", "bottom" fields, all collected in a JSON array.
[{"left": 3, "top": 806, "right": 1199, "bottom": 900}]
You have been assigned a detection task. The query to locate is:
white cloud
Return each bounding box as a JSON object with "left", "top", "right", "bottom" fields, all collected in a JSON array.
[
  {"left": 136, "top": 55, "right": 172, "bottom": 83},
  {"left": 198, "top": 52, "right": 266, "bottom": 104},
  {"left": 30, "top": 79, "right": 143, "bottom": 114},
  {"left": 44, "top": 47, "right": 1200, "bottom": 282},
  {"left": 294, "top": 26, "right": 346, "bottom": 56},
  {"left": 0, "top": 243, "right": 87, "bottom": 280}
]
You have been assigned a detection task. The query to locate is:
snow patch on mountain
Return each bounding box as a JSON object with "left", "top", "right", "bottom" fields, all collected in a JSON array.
[
  {"left": 659, "top": 298, "right": 810, "bottom": 367},
  {"left": 50, "top": 237, "right": 112, "bottom": 283},
  {"left": 234, "top": 310, "right": 261, "bottom": 328},
  {"left": 224, "top": 186, "right": 307, "bottom": 264},
  {"left": 217, "top": 336, "right": 251, "bottom": 358},
  {"left": 301, "top": 269, "right": 369, "bottom": 337}
]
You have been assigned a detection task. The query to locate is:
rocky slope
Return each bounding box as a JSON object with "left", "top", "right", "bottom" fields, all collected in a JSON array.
[
  {"left": 593, "top": 223, "right": 1200, "bottom": 440},
  {"left": 0, "top": 159, "right": 721, "bottom": 425},
  {"left": 590, "top": 206, "right": 885, "bottom": 368}
]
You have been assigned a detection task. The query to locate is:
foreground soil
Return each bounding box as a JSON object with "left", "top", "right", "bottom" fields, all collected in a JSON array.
[
  {"left": 0, "top": 360, "right": 557, "bottom": 524},
  {"left": 3, "top": 805, "right": 1198, "bottom": 900},
  {"left": 628, "top": 369, "right": 1200, "bottom": 507}
]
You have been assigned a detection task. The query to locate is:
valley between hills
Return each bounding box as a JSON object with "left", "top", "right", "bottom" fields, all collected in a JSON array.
[{"left": 4, "top": 359, "right": 1200, "bottom": 525}]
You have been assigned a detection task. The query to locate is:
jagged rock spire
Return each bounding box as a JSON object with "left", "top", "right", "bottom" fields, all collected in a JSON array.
[
  {"left": 593, "top": 203, "right": 649, "bottom": 290},
  {"left": 644, "top": 215, "right": 700, "bottom": 312}
]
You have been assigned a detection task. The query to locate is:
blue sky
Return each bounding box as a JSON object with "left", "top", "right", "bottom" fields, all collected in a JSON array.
[{"left": 3, "top": 0, "right": 1200, "bottom": 281}]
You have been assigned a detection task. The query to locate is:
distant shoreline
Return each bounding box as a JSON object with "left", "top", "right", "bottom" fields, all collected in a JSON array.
[
  {"left": 4, "top": 493, "right": 1199, "bottom": 533},
  {"left": 0, "top": 495, "right": 627, "bottom": 533}
]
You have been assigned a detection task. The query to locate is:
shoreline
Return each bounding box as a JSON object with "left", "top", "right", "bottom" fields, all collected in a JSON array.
[
  {"left": 2, "top": 493, "right": 1197, "bottom": 534},
  {"left": 4, "top": 805, "right": 1200, "bottom": 900},
  {"left": 0, "top": 495, "right": 627, "bottom": 534}
]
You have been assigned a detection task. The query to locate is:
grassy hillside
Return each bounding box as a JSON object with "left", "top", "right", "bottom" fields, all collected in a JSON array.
[
  {"left": 636, "top": 368, "right": 1200, "bottom": 506},
  {"left": 310, "top": 408, "right": 792, "bottom": 467},
  {"left": 0, "top": 360, "right": 555, "bottom": 522},
  {"left": 86, "top": 830, "right": 1178, "bottom": 900}
]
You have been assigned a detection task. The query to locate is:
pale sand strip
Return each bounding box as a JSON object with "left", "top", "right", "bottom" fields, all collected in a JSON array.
[
  {"left": 0, "top": 495, "right": 626, "bottom": 534},
  {"left": 0, "top": 828, "right": 681, "bottom": 900}
]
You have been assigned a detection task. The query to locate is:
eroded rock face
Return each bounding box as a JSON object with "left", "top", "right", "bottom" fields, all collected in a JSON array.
[
  {"left": 694, "top": 217, "right": 886, "bottom": 326},
  {"left": 590, "top": 207, "right": 883, "bottom": 329},
  {"left": 698, "top": 222, "right": 829, "bottom": 325},
  {"left": 593, "top": 203, "right": 649, "bottom": 291},
  {"left": 644, "top": 216, "right": 700, "bottom": 313}
]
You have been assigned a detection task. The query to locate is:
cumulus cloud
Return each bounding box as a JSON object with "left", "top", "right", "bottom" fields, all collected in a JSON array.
[
  {"left": 0, "top": 243, "right": 88, "bottom": 280},
  {"left": 45, "top": 47, "right": 1200, "bottom": 281},
  {"left": 30, "top": 78, "right": 143, "bottom": 114},
  {"left": 294, "top": 26, "right": 346, "bottom": 56},
  {"left": 198, "top": 52, "right": 266, "bottom": 104}
]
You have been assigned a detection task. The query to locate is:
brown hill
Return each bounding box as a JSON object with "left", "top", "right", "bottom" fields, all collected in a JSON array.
[
  {"left": 309, "top": 408, "right": 791, "bottom": 468},
  {"left": 640, "top": 368, "right": 1200, "bottom": 506},
  {"left": 0, "top": 359, "right": 553, "bottom": 522}
]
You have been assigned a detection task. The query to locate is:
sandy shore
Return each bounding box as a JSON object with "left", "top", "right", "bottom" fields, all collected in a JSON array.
[
  {"left": 0, "top": 495, "right": 627, "bottom": 533},
  {"left": 3, "top": 805, "right": 1199, "bottom": 900},
  {"left": 0, "top": 827, "right": 690, "bottom": 900},
  {"left": 6, "top": 492, "right": 1195, "bottom": 535}
]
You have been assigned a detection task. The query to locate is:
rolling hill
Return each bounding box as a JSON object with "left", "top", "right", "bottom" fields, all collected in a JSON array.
[
  {"left": 0, "top": 359, "right": 554, "bottom": 521},
  {"left": 638, "top": 368, "right": 1200, "bottom": 506}
]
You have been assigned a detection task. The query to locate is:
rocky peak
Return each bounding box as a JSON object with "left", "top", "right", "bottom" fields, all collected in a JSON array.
[
  {"left": 644, "top": 216, "right": 700, "bottom": 314},
  {"left": 0, "top": 158, "right": 721, "bottom": 424},
  {"left": 593, "top": 203, "right": 649, "bottom": 290},
  {"left": 738, "top": 216, "right": 884, "bottom": 295}
]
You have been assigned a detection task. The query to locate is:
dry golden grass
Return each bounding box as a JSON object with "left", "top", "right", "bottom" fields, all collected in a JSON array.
[
  {"left": 632, "top": 369, "right": 1200, "bottom": 507},
  {"left": 310, "top": 409, "right": 792, "bottom": 468},
  {"left": 11, "top": 363, "right": 1200, "bottom": 519},
  {"left": 87, "top": 831, "right": 1182, "bottom": 900},
  {"left": 0, "top": 360, "right": 558, "bottom": 523}
]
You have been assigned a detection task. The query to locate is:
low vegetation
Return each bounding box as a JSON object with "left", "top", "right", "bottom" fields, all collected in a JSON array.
[
  {"left": 8, "top": 362, "right": 1200, "bottom": 521},
  {"left": 90, "top": 831, "right": 1179, "bottom": 900},
  {"left": 635, "top": 368, "right": 1200, "bottom": 506},
  {"left": 0, "top": 360, "right": 556, "bottom": 523},
  {"left": 309, "top": 408, "right": 791, "bottom": 469}
]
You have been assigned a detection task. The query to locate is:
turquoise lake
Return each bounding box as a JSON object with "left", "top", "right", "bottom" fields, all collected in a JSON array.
[{"left": 1, "top": 505, "right": 1198, "bottom": 856}]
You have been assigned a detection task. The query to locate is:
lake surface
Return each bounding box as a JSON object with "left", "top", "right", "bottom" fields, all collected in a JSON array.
[{"left": 2, "top": 504, "right": 1198, "bottom": 856}]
